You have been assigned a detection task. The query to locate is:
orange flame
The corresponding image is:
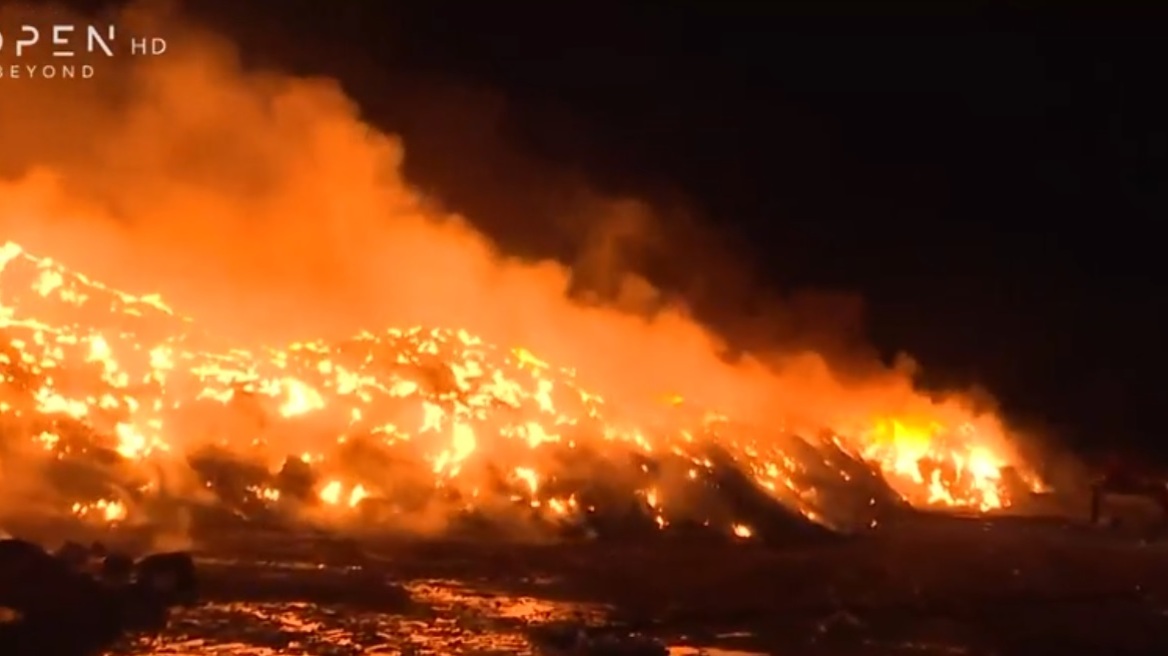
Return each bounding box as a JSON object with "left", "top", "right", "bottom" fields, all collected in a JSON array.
[{"left": 0, "top": 240, "right": 1041, "bottom": 533}]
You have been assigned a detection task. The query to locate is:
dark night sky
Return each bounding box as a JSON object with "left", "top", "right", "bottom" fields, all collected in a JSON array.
[{"left": 71, "top": 3, "right": 1168, "bottom": 457}]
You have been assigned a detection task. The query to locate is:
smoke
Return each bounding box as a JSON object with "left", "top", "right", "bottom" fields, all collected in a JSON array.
[{"left": 0, "top": 2, "right": 1024, "bottom": 539}]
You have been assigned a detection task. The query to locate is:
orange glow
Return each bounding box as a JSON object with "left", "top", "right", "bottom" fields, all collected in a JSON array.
[
  {"left": 0, "top": 2, "right": 1043, "bottom": 537},
  {"left": 731, "top": 523, "right": 753, "bottom": 539},
  {"left": 0, "top": 241, "right": 1041, "bottom": 532}
]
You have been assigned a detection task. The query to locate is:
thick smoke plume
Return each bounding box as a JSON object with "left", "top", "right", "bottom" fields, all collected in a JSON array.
[{"left": 0, "top": 2, "right": 1025, "bottom": 539}]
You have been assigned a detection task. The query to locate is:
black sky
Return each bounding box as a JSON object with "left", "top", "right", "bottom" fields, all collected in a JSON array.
[{"left": 61, "top": 2, "right": 1168, "bottom": 457}]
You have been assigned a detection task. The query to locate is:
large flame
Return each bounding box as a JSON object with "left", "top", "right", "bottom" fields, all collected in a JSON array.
[
  {"left": 0, "top": 3, "right": 1041, "bottom": 539},
  {"left": 0, "top": 240, "right": 1038, "bottom": 536}
]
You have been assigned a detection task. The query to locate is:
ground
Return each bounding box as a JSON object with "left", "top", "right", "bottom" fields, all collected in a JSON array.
[{"left": 16, "top": 507, "right": 1161, "bottom": 656}]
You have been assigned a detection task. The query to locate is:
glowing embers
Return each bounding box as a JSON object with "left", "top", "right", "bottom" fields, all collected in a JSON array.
[{"left": 0, "top": 240, "right": 1036, "bottom": 536}]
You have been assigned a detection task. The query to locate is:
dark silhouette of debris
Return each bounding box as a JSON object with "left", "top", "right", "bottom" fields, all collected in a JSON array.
[
  {"left": 101, "top": 551, "right": 136, "bottom": 586},
  {"left": 530, "top": 620, "right": 668, "bottom": 656},
  {"left": 135, "top": 551, "right": 199, "bottom": 607},
  {"left": 0, "top": 538, "right": 197, "bottom": 655}
]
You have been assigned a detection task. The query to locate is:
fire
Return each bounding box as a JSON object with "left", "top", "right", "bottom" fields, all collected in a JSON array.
[
  {"left": 0, "top": 240, "right": 1041, "bottom": 534},
  {"left": 857, "top": 419, "right": 1011, "bottom": 511},
  {"left": 71, "top": 498, "right": 128, "bottom": 523},
  {"left": 318, "top": 479, "right": 368, "bottom": 508}
]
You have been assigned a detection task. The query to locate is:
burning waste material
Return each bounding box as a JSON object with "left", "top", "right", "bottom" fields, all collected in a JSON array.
[{"left": 0, "top": 240, "right": 1040, "bottom": 542}]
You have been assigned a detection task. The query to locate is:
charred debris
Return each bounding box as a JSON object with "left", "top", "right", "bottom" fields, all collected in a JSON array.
[{"left": 0, "top": 538, "right": 195, "bottom": 655}]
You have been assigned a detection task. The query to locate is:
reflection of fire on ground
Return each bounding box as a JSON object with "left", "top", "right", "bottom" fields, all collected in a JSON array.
[{"left": 0, "top": 240, "right": 1044, "bottom": 539}]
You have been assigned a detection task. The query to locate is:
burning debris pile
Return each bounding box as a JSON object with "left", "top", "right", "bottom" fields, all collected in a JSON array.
[{"left": 0, "top": 240, "right": 1039, "bottom": 542}]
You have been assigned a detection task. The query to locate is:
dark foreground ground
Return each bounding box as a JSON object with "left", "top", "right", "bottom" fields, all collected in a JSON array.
[{"left": 8, "top": 509, "right": 1168, "bottom": 656}]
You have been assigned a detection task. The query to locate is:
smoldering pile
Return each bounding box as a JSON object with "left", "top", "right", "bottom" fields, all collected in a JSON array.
[
  {"left": 1, "top": 240, "right": 1035, "bottom": 547},
  {"left": 0, "top": 381, "right": 1039, "bottom": 549},
  {"left": 2, "top": 390, "right": 912, "bottom": 547},
  {"left": 17, "top": 420, "right": 914, "bottom": 546}
]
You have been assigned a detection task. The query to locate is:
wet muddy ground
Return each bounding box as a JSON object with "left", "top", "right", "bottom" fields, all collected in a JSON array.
[{"left": 15, "top": 512, "right": 1168, "bottom": 656}]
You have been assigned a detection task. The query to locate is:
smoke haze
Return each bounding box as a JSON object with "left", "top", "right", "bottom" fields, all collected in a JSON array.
[{"left": 0, "top": 1, "right": 1027, "bottom": 537}]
